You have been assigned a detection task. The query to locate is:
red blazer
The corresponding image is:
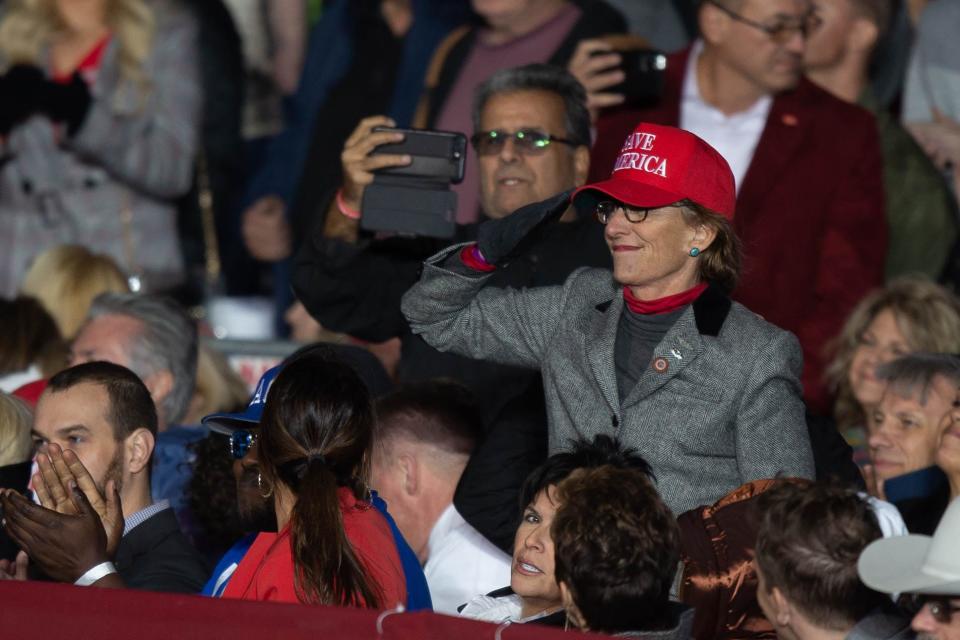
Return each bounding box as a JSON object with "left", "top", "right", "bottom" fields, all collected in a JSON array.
[
  {"left": 591, "top": 48, "right": 887, "bottom": 413},
  {"left": 222, "top": 488, "right": 407, "bottom": 607}
]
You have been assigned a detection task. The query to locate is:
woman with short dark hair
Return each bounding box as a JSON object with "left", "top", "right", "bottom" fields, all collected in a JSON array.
[
  {"left": 552, "top": 465, "right": 691, "bottom": 637},
  {"left": 459, "top": 435, "right": 652, "bottom": 626}
]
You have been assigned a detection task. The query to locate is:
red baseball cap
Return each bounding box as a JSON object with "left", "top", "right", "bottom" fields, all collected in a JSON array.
[{"left": 572, "top": 122, "right": 736, "bottom": 220}]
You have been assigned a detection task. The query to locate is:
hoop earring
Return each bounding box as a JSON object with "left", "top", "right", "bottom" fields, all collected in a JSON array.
[
  {"left": 689, "top": 247, "right": 701, "bottom": 257},
  {"left": 258, "top": 472, "right": 274, "bottom": 498}
]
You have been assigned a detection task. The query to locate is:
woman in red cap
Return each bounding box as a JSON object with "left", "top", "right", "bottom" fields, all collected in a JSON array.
[{"left": 402, "top": 122, "right": 814, "bottom": 516}]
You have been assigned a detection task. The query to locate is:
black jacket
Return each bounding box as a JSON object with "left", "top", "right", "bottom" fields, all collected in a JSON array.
[{"left": 116, "top": 506, "right": 209, "bottom": 593}]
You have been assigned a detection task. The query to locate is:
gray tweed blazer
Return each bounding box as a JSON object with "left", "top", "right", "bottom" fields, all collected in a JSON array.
[
  {"left": 0, "top": 0, "right": 200, "bottom": 296},
  {"left": 402, "top": 244, "right": 815, "bottom": 515}
]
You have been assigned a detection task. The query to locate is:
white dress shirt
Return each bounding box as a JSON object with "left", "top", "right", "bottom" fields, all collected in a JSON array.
[
  {"left": 679, "top": 40, "right": 772, "bottom": 192},
  {"left": 423, "top": 504, "right": 512, "bottom": 615}
]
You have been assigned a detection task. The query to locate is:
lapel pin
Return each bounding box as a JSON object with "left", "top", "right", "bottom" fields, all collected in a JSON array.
[
  {"left": 670, "top": 348, "right": 683, "bottom": 360},
  {"left": 782, "top": 113, "right": 799, "bottom": 127},
  {"left": 653, "top": 357, "right": 669, "bottom": 373}
]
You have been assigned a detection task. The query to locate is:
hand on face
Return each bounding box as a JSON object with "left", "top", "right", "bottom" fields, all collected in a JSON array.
[
  {"left": 32, "top": 443, "right": 124, "bottom": 557},
  {"left": 0, "top": 479, "right": 120, "bottom": 584}
]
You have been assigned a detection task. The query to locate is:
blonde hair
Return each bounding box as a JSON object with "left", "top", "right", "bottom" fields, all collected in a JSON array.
[
  {"left": 0, "top": 0, "right": 154, "bottom": 95},
  {"left": 20, "top": 245, "right": 131, "bottom": 339},
  {"left": 824, "top": 277, "right": 960, "bottom": 430},
  {"left": 183, "top": 345, "right": 250, "bottom": 425},
  {"left": 0, "top": 393, "right": 33, "bottom": 466}
]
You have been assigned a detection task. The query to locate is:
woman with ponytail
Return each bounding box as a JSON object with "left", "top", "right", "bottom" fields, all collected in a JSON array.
[{"left": 221, "top": 352, "right": 407, "bottom": 607}]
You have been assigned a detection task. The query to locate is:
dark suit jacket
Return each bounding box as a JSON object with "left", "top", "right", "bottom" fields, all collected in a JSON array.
[
  {"left": 591, "top": 48, "right": 887, "bottom": 414},
  {"left": 115, "top": 506, "right": 209, "bottom": 594}
]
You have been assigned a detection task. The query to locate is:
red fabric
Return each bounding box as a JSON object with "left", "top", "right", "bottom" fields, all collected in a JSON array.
[
  {"left": 459, "top": 244, "right": 496, "bottom": 273},
  {"left": 0, "top": 581, "right": 602, "bottom": 640},
  {"left": 592, "top": 48, "right": 887, "bottom": 414},
  {"left": 13, "top": 378, "right": 47, "bottom": 407},
  {"left": 222, "top": 487, "right": 406, "bottom": 607},
  {"left": 573, "top": 123, "right": 736, "bottom": 219},
  {"left": 51, "top": 34, "right": 111, "bottom": 84},
  {"left": 623, "top": 281, "right": 708, "bottom": 315}
]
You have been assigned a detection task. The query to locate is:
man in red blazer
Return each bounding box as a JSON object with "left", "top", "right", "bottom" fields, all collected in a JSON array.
[{"left": 589, "top": 0, "right": 887, "bottom": 414}]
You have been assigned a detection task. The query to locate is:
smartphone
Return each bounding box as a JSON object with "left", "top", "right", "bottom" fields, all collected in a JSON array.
[
  {"left": 594, "top": 49, "right": 667, "bottom": 107},
  {"left": 370, "top": 127, "right": 467, "bottom": 183},
  {"left": 361, "top": 127, "right": 468, "bottom": 238}
]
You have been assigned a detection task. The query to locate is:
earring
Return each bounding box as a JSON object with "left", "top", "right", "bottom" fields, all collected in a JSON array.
[
  {"left": 689, "top": 247, "right": 701, "bottom": 257},
  {"left": 258, "top": 472, "right": 273, "bottom": 498}
]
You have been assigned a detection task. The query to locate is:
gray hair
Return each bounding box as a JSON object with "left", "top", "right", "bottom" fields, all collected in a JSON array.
[
  {"left": 88, "top": 293, "right": 197, "bottom": 425},
  {"left": 472, "top": 63, "right": 591, "bottom": 147},
  {"left": 876, "top": 353, "right": 960, "bottom": 405}
]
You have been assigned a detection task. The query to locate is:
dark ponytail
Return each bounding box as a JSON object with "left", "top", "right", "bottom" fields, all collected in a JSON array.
[{"left": 258, "top": 352, "right": 384, "bottom": 607}]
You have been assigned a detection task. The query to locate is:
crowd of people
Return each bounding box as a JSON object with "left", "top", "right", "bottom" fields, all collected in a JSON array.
[{"left": 1, "top": 0, "right": 960, "bottom": 638}]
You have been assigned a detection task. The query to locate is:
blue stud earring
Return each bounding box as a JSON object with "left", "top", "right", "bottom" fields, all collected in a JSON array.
[{"left": 689, "top": 247, "right": 701, "bottom": 257}]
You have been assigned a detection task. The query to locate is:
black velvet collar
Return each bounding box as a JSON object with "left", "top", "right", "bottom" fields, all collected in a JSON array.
[{"left": 595, "top": 282, "right": 732, "bottom": 337}]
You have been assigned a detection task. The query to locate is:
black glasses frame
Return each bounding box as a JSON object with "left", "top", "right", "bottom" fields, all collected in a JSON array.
[
  {"left": 595, "top": 201, "right": 652, "bottom": 224},
  {"left": 900, "top": 594, "right": 960, "bottom": 624},
  {"left": 470, "top": 128, "right": 578, "bottom": 155},
  {"left": 706, "top": 0, "right": 822, "bottom": 43}
]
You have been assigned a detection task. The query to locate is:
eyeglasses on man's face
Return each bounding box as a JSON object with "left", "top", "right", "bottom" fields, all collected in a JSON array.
[
  {"left": 229, "top": 429, "right": 258, "bottom": 460},
  {"left": 595, "top": 200, "right": 653, "bottom": 224},
  {"left": 470, "top": 128, "right": 577, "bottom": 156},
  {"left": 707, "top": 0, "right": 823, "bottom": 44},
  {"left": 900, "top": 594, "right": 960, "bottom": 624}
]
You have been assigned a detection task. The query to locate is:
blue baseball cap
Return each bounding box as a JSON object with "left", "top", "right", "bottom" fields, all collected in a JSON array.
[{"left": 202, "top": 364, "right": 281, "bottom": 435}]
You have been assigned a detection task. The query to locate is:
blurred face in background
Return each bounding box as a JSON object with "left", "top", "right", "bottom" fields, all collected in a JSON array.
[
  {"left": 803, "top": 0, "right": 858, "bottom": 71},
  {"left": 471, "top": 0, "right": 567, "bottom": 35},
  {"left": 849, "top": 309, "right": 912, "bottom": 409},
  {"left": 869, "top": 375, "right": 955, "bottom": 482},
  {"left": 704, "top": 0, "right": 814, "bottom": 95}
]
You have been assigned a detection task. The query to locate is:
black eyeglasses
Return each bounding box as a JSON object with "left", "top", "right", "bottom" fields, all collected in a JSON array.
[
  {"left": 595, "top": 201, "right": 653, "bottom": 224},
  {"left": 470, "top": 128, "right": 578, "bottom": 156},
  {"left": 900, "top": 594, "right": 960, "bottom": 624},
  {"left": 707, "top": 0, "right": 822, "bottom": 44},
  {"left": 229, "top": 429, "right": 258, "bottom": 460}
]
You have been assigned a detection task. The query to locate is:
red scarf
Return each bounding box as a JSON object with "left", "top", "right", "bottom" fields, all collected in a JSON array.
[
  {"left": 51, "top": 34, "right": 111, "bottom": 84},
  {"left": 623, "top": 282, "right": 708, "bottom": 315}
]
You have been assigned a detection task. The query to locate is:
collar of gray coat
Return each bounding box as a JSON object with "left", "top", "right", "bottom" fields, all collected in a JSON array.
[{"left": 594, "top": 282, "right": 732, "bottom": 337}]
